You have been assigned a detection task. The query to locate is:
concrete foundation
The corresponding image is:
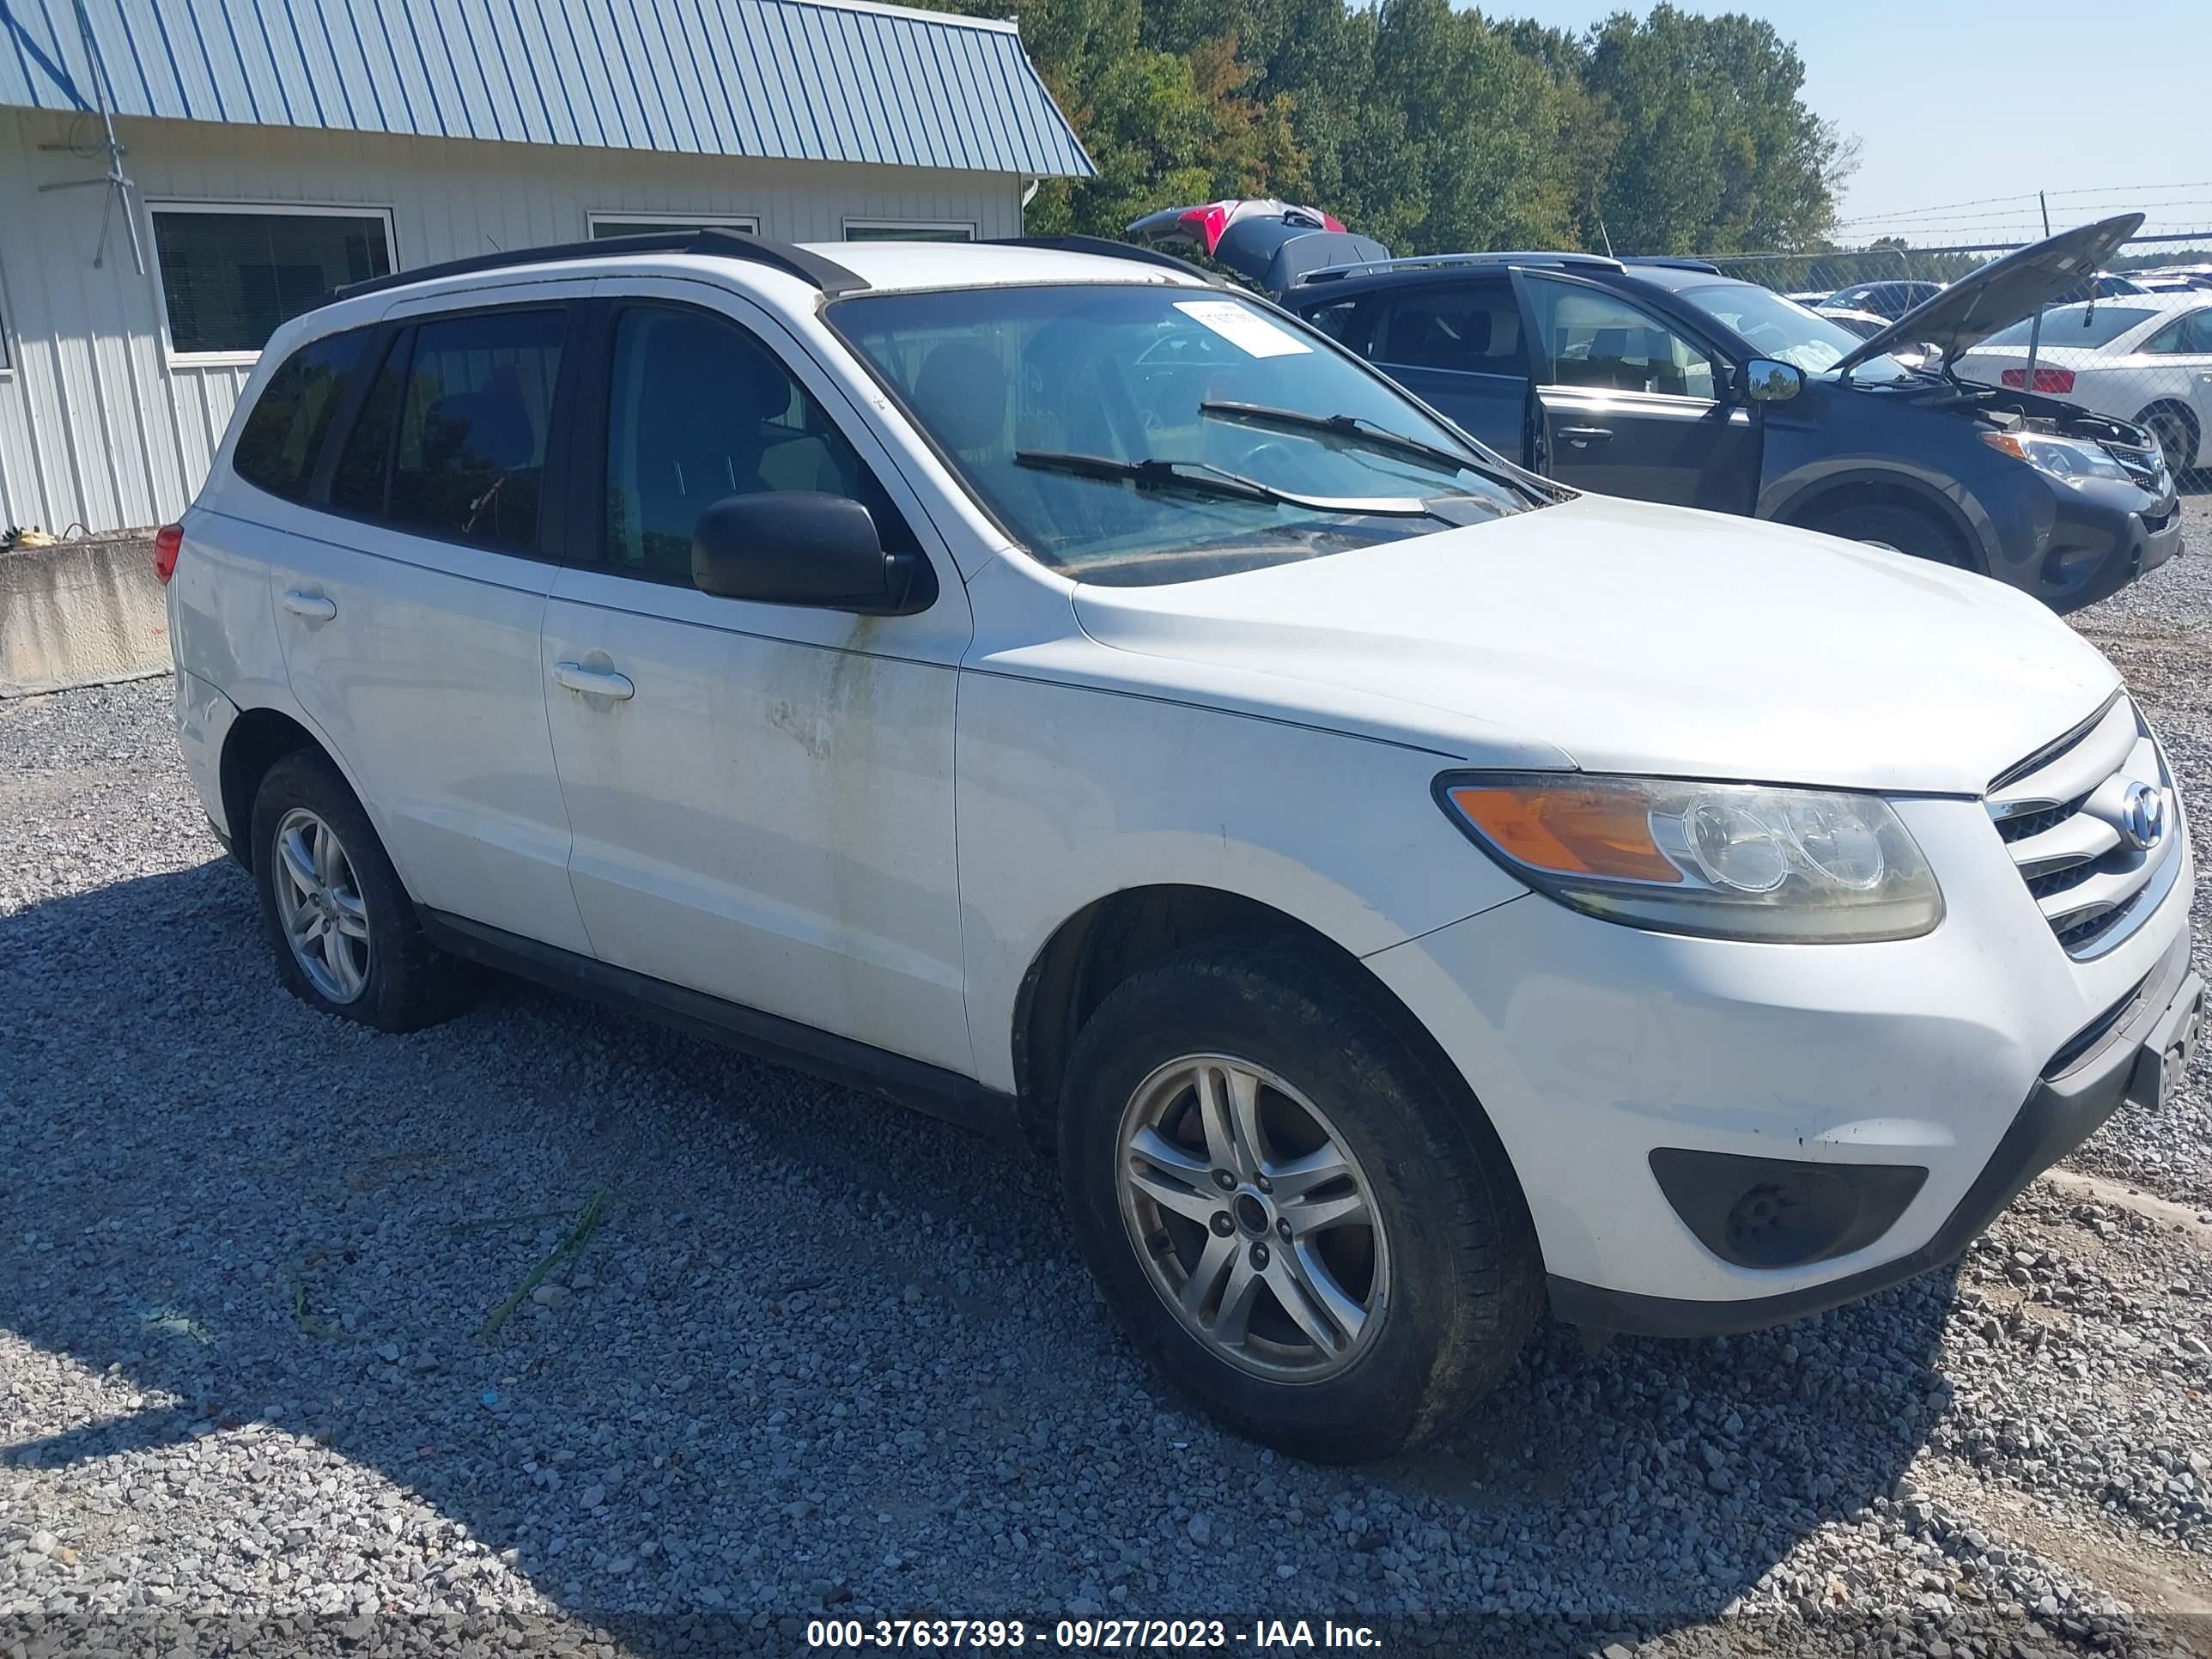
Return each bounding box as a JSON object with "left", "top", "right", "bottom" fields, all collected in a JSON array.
[{"left": 0, "top": 533, "right": 170, "bottom": 698}]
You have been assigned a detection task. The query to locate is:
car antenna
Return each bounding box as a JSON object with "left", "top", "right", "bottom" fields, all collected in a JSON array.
[{"left": 1597, "top": 218, "right": 1615, "bottom": 259}]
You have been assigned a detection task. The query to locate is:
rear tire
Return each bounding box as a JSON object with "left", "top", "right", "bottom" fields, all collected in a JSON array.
[
  {"left": 1059, "top": 942, "right": 1540, "bottom": 1462},
  {"left": 2139, "top": 404, "right": 2201, "bottom": 483},
  {"left": 249, "top": 750, "right": 472, "bottom": 1032},
  {"left": 1808, "top": 499, "right": 1973, "bottom": 569}
]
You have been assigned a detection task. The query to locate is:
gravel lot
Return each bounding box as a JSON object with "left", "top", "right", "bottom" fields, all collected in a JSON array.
[{"left": 4, "top": 499, "right": 2212, "bottom": 1658}]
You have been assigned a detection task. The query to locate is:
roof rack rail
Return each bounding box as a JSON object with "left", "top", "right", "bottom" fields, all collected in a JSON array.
[
  {"left": 1620, "top": 256, "right": 1723, "bottom": 274},
  {"left": 1293, "top": 250, "right": 1626, "bottom": 286},
  {"left": 986, "top": 234, "right": 1216, "bottom": 284},
  {"left": 332, "top": 228, "right": 869, "bottom": 305}
]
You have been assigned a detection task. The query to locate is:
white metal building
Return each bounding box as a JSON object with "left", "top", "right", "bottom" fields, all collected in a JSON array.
[{"left": 0, "top": 0, "right": 1091, "bottom": 537}]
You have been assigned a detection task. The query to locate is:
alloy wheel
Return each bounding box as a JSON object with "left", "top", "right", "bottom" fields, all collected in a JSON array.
[
  {"left": 1115, "top": 1054, "right": 1389, "bottom": 1382},
  {"left": 270, "top": 806, "right": 373, "bottom": 1003}
]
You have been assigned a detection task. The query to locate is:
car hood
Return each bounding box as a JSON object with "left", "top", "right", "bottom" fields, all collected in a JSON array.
[
  {"left": 1837, "top": 212, "right": 2144, "bottom": 372},
  {"left": 1070, "top": 494, "right": 2120, "bottom": 794}
]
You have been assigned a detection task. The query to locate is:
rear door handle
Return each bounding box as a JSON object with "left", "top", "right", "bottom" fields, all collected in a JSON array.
[
  {"left": 281, "top": 589, "right": 337, "bottom": 622},
  {"left": 1557, "top": 425, "right": 1613, "bottom": 446},
  {"left": 555, "top": 661, "right": 635, "bottom": 702}
]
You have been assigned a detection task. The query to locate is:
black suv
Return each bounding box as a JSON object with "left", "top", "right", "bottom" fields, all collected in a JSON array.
[{"left": 1131, "top": 206, "right": 2181, "bottom": 611}]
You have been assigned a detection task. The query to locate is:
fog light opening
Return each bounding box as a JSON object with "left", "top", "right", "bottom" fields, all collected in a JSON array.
[
  {"left": 1649, "top": 1149, "right": 1929, "bottom": 1271},
  {"left": 1726, "top": 1175, "right": 1830, "bottom": 1267}
]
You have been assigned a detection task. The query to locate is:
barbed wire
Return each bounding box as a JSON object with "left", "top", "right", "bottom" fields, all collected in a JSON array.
[
  {"left": 1838, "top": 181, "right": 2212, "bottom": 231},
  {"left": 1844, "top": 205, "right": 2212, "bottom": 232}
]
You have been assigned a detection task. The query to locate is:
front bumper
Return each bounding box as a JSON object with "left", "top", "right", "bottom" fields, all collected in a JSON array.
[
  {"left": 1361, "top": 793, "right": 2194, "bottom": 1328},
  {"left": 1552, "top": 931, "right": 2201, "bottom": 1335},
  {"left": 2021, "top": 474, "right": 2183, "bottom": 612}
]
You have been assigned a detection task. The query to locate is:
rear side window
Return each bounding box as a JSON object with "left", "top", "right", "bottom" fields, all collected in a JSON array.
[
  {"left": 1372, "top": 286, "right": 1528, "bottom": 376},
  {"left": 232, "top": 328, "right": 370, "bottom": 500},
  {"left": 2142, "top": 311, "right": 2212, "bottom": 354},
  {"left": 391, "top": 310, "right": 565, "bottom": 550},
  {"left": 326, "top": 308, "right": 566, "bottom": 551},
  {"left": 1300, "top": 298, "right": 1369, "bottom": 349},
  {"left": 330, "top": 333, "right": 408, "bottom": 516},
  {"left": 1984, "top": 306, "right": 2159, "bottom": 349}
]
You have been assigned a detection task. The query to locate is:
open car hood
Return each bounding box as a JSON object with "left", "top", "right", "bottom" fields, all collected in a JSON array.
[
  {"left": 1835, "top": 212, "right": 2145, "bottom": 373},
  {"left": 1126, "top": 199, "right": 1390, "bottom": 296}
]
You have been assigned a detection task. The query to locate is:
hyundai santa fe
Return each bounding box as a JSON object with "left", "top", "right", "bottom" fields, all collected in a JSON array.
[{"left": 163, "top": 228, "right": 2203, "bottom": 1461}]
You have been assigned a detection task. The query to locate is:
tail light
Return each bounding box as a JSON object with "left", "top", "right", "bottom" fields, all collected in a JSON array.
[
  {"left": 1176, "top": 204, "right": 1232, "bottom": 255},
  {"left": 153, "top": 523, "right": 184, "bottom": 584},
  {"left": 2000, "top": 367, "right": 2076, "bottom": 394}
]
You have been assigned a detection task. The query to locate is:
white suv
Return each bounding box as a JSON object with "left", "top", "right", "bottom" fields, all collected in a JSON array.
[{"left": 165, "top": 230, "right": 2202, "bottom": 1460}]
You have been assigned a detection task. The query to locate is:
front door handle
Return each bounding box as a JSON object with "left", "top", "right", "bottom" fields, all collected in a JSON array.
[
  {"left": 555, "top": 661, "right": 635, "bottom": 702},
  {"left": 281, "top": 589, "right": 337, "bottom": 622},
  {"left": 1557, "top": 425, "right": 1613, "bottom": 447}
]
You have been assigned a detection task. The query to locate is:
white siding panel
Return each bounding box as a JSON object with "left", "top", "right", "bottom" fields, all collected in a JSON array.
[{"left": 0, "top": 110, "right": 1024, "bottom": 535}]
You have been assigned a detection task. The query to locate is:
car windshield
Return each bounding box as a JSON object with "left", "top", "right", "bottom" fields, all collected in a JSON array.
[
  {"left": 1674, "top": 281, "right": 1911, "bottom": 382},
  {"left": 1980, "top": 305, "right": 2160, "bottom": 349},
  {"left": 829, "top": 284, "right": 1534, "bottom": 586}
]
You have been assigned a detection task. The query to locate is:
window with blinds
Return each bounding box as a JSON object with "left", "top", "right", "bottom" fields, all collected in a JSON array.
[{"left": 152, "top": 208, "right": 393, "bottom": 357}]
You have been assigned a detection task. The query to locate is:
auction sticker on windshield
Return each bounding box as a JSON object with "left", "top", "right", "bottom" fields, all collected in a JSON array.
[{"left": 1174, "top": 300, "right": 1312, "bottom": 357}]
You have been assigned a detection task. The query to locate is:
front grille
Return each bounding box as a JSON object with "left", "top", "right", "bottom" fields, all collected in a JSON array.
[
  {"left": 1995, "top": 795, "right": 2088, "bottom": 844},
  {"left": 1987, "top": 694, "right": 2179, "bottom": 961},
  {"left": 2101, "top": 437, "right": 2165, "bottom": 488}
]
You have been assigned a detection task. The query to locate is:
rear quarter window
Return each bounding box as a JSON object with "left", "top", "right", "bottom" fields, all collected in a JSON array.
[{"left": 231, "top": 327, "right": 372, "bottom": 501}]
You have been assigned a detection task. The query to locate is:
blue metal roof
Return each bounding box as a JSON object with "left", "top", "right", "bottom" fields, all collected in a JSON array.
[{"left": 0, "top": 0, "right": 1093, "bottom": 176}]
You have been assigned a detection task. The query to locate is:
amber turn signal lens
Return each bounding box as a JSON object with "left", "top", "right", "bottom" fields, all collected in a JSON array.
[{"left": 1446, "top": 783, "right": 1682, "bottom": 884}]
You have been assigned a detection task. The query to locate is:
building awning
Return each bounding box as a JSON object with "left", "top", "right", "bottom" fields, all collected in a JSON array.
[{"left": 0, "top": 0, "right": 1094, "bottom": 177}]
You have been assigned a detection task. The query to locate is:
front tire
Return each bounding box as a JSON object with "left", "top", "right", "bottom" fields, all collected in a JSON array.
[
  {"left": 1060, "top": 944, "right": 1540, "bottom": 1461},
  {"left": 1809, "top": 498, "right": 1973, "bottom": 569},
  {"left": 250, "top": 750, "right": 471, "bottom": 1032}
]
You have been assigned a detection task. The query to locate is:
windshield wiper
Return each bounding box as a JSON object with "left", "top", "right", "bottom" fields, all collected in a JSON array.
[
  {"left": 1012, "top": 451, "right": 1437, "bottom": 517},
  {"left": 1198, "top": 400, "right": 1486, "bottom": 477}
]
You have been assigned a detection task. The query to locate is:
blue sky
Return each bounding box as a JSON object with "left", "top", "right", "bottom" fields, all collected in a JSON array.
[{"left": 1502, "top": 1, "right": 2208, "bottom": 245}]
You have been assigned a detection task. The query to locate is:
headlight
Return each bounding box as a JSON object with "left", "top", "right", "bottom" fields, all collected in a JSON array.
[
  {"left": 1437, "top": 774, "right": 1944, "bottom": 943},
  {"left": 1982, "top": 429, "right": 2130, "bottom": 485}
]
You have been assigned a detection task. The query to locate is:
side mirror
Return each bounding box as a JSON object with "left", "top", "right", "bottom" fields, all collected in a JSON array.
[
  {"left": 690, "top": 492, "right": 927, "bottom": 616},
  {"left": 1741, "top": 359, "right": 1804, "bottom": 404}
]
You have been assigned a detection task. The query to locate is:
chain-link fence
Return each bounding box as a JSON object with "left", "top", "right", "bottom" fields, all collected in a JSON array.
[{"left": 1685, "top": 234, "right": 2212, "bottom": 483}]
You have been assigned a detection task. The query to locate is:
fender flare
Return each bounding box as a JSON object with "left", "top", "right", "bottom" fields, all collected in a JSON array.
[{"left": 1762, "top": 464, "right": 1996, "bottom": 573}]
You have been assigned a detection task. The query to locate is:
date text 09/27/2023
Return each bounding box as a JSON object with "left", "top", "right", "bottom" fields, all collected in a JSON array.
[{"left": 805, "top": 1617, "right": 1385, "bottom": 1650}]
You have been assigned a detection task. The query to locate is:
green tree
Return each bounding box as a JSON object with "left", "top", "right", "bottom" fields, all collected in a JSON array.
[
  {"left": 963, "top": 0, "right": 1851, "bottom": 258},
  {"left": 1582, "top": 5, "right": 1849, "bottom": 254}
]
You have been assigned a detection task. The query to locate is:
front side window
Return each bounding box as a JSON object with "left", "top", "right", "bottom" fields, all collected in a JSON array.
[
  {"left": 1372, "top": 285, "right": 1529, "bottom": 377},
  {"left": 1677, "top": 280, "right": 1911, "bottom": 380},
  {"left": 1524, "top": 277, "right": 1717, "bottom": 399},
  {"left": 328, "top": 310, "right": 564, "bottom": 550},
  {"left": 602, "top": 306, "right": 900, "bottom": 585},
  {"left": 231, "top": 327, "right": 371, "bottom": 500},
  {"left": 152, "top": 208, "right": 392, "bottom": 356},
  {"left": 831, "top": 283, "right": 1534, "bottom": 587}
]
